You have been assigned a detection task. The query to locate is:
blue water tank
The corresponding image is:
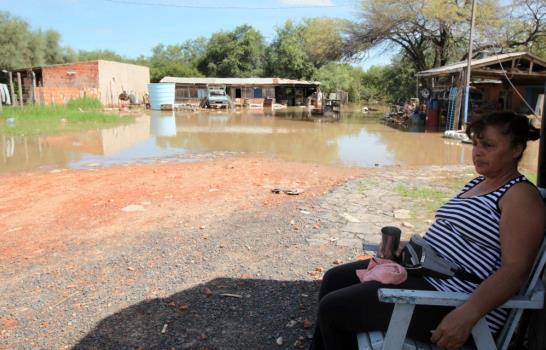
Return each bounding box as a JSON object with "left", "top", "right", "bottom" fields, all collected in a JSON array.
[{"left": 148, "top": 83, "right": 175, "bottom": 110}]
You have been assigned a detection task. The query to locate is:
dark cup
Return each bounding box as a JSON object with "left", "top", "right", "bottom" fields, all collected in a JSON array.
[{"left": 378, "top": 226, "right": 401, "bottom": 260}]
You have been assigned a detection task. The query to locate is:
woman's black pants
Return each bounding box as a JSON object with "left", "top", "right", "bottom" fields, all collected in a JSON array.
[{"left": 309, "top": 259, "right": 454, "bottom": 350}]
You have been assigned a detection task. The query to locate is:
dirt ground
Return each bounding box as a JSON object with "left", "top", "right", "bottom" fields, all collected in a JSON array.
[
  {"left": 0, "top": 157, "right": 369, "bottom": 350},
  {"left": 0, "top": 158, "right": 362, "bottom": 264}
]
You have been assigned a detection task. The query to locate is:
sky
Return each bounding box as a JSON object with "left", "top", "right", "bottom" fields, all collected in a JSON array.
[{"left": 1, "top": 0, "right": 394, "bottom": 70}]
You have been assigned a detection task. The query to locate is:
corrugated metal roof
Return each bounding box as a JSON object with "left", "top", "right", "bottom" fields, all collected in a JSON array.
[
  {"left": 417, "top": 52, "right": 546, "bottom": 77},
  {"left": 159, "top": 76, "right": 320, "bottom": 85}
]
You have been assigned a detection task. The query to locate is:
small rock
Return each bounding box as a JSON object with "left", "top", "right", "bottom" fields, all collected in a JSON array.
[
  {"left": 401, "top": 221, "right": 414, "bottom": 228},
  {"left": 303, "top": 319, "right": 313, "bottom": 329},
  {"left": 341, "top": 213, "right": 360, "bottom": 223},
  {"left": 393, "top": 209, "right": 411, "bottom": 219},
  {"left": 204, "top": 288, "right": 213, "bottom": 297},
  {"left": 286, "top": 320, "right": 297, "bottom": 328},
  {"left": 276, "top": 336, "right": 283, "bottom": 345},
  {"left": 121, "top": 204, "right": 145, "bottom": 212},
  {"left": 332, "top": 259, "right": 343, "bottom": 265},
  {"left": 300, "top": 210, "right": 311, "bottom": 215}
]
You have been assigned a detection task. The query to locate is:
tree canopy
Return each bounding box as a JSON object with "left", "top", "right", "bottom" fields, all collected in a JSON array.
[
  {"left": 198, "top": 25, "right": 266, "bottom": 77},
  {"left": 148, "top": 39, "right": 206, "bottom": 82},
  {"left": 345, "top": 0, "right": 546, "bottom": 71}
]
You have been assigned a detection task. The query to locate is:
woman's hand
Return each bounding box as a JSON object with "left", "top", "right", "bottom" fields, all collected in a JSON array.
[{"left": 430, "top": 307, "right": 478, "bottom": 349}]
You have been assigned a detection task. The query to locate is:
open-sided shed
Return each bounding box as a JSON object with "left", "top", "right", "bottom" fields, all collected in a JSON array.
[{"left": 417, "top": 52, "right": 546, "bottom": 186}]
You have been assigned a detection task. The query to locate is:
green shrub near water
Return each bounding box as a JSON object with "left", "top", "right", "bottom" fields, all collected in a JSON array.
[{"left": 0, "top": 97, "right": 131, "bottom": 136}]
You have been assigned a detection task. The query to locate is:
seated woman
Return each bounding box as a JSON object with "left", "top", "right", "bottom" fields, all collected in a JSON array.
[{"left": 309, "top": 111, "right": 545, "bottom": 350}]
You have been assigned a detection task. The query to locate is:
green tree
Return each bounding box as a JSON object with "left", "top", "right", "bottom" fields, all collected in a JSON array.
[
  {"left": 0, "top": 11, "right": 34, "bottom": 69},
  {"left": 43, "top": 30, "right": 65, "bottom": 64},
  {"left": 314, "top": 63, "right": 365, "bottom": 102},
  {"left": 148, "top": 38, "right": 206, "bottom": 82},
  {"left": 361, "top": 65, "right": 388, "bottom": 103},
  {"left": 77, "top": 49, "right": 127, "bottom": 62},
  {"left": 381, "top": 56, "right": 417, "bottom": 103},
  {"left": 266, "top": 20, "right": 316, "bottom": 79},
  {"left": 300, "top": 17, "right": 346, "bottom": 68},
  {"left": 0, "top": 11, "right": 67, "bottom": 69},
  {"left": 198, "top": 25, "right": 265, "bottom": 77}
]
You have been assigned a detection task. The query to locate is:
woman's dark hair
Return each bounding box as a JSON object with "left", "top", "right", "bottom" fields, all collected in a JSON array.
[{"left": 466, "top": 111, "right": 541, "bottom": 160}]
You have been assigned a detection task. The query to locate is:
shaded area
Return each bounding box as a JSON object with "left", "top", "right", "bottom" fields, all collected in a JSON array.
[{"left": 73, "top": 278, "right": 320, "bottom": 350}]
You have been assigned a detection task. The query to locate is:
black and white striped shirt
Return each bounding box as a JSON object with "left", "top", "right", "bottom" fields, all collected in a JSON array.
[{"left": 423, "top": 175, "right": 532, "bottom": 333}]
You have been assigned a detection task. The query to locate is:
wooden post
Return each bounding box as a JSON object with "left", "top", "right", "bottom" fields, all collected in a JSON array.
[
  {"left": 453, "top": 70, "right": 466, "bottom": 130},
  {"left": 16, "top": 72, "right": 23, "bottom": 107},
  {"left": 8, "top": 72, "right": 16, "bottom": 107},
  {"left": 537, "top": 80, "right": 546, "bottom": 188},
  {"left": 31, "top": 71, "right": 36, "bottom": 105}
]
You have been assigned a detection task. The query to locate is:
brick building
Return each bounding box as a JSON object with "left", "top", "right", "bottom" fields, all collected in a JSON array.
[{"left": 12, "top": 60, "right": 150, "bottom": 107}]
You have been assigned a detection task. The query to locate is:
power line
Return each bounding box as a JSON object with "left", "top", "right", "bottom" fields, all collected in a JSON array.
[{"left": 103, "top": 0, "right": 355, "bottom": 10}]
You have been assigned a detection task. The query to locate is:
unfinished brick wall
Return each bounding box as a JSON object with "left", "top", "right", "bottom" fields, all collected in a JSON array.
[
  {"left": 42, "top": 62, "right": 99, "bottom": 89},
  {"left": 35, "top": 87, "right": 100, "bottom": 105}
]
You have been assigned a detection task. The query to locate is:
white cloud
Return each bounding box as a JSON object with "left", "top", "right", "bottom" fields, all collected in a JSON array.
[{"left": 279, "top": 0, "right": 333, "bottom": 6}]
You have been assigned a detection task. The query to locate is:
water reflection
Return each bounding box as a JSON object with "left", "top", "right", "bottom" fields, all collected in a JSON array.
[{"left": 0, "top": 109, "right": 540, "bottom": 175}]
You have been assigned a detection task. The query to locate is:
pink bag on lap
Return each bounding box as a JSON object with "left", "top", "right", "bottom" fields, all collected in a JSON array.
[{"left": 355, "top": 257, "right": 407, "bottom": 284}]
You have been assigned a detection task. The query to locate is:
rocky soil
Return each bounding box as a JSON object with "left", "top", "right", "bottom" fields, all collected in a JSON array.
[{"left": 0, "top": 158, "right": 476, "bottom": 350}]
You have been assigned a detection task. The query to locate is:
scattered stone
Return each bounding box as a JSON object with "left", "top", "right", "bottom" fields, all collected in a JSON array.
[
  {"left": 204, "top": 288, "right": 213, "bottom": 298},
  {"left": 161, "top": 324, "right": 168, "bottom": 334},
  {"left": 340, "top": 213, "right": 360, "bottom": 223},
  {"left": 332, "top": 259, "right": 343, "bottom": 265},
  {"left": 401, "top": 221, "right": 415, "bottom": 228},
  {"left": 121, "top": 204, "right": 145, "bottom": 212},
  {"left": 219, "top": 293, "right": 242, "bottom": 299},
  {"left": 276, "top": 336, "right": 283, "bottom": 345},
  {"left": 300, "top": 210, "right": 311, "bottom": 215},
  {"left": 286, "top": 320, "right": 297, "bottom": 328},
  {"left": 393, "top": 209, "right": 411, "bottom": 219},
  {"left": 303, "top": 319, "right": 313, "bottom": 329}
]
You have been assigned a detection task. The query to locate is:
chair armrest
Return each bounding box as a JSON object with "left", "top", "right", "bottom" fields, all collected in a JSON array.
[
  {"left": 378, "top": 288, "right": 470, "bottom": 306},
  {"left": 378, "top": 282, "right": 544, "bottom": 309}
]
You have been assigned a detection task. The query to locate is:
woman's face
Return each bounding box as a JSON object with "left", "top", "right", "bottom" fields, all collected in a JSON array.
[{"left": 472, "top": 125, "right": 523, "bottom": 177}]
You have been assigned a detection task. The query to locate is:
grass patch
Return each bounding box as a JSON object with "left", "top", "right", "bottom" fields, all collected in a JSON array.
[
  {"left": 395, "top": 184, "right": 452, "bottom": 215},
  {"left": 0, "top": 97, "right": 132, "bottom": 136}
]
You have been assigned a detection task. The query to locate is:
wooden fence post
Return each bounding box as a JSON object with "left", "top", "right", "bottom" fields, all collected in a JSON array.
[
  {"left": 16, "top": 72, "right": 23, "bottom": 107},
  {"left": 8, "top": 72, "right": 16, "bottom": 107}
]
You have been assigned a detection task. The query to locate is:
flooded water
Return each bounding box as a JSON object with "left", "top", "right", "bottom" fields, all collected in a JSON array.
[{"left": 0, "top": 108, "right": 539, "bottom": 175}]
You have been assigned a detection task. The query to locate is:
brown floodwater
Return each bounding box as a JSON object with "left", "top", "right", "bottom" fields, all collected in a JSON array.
[{"left": 0, "top": 108, "right": 539, "bottom": 175}]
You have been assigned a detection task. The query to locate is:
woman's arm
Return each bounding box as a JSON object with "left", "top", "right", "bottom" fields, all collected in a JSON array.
[{"left": 431, "top": 184, "right": 545, "bottom": 349}]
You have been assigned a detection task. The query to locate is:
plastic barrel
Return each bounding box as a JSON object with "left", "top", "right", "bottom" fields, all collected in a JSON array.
[{"left": 148, "top": 83, "right": 175, "bottom": 110}]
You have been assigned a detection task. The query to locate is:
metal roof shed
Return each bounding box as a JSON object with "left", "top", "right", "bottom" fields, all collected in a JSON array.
[{"left": 417, "top": 52, "right": 546, "bottom": 187}]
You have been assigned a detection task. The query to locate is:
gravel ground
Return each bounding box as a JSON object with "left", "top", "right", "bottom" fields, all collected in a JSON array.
[{"left": 0, "top": 162, "right": 476, "bottom": 350}]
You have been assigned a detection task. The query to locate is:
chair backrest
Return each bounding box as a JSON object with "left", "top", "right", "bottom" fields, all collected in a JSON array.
[{"left": 496, "top": 187, "right": 546, "bottom": 350}]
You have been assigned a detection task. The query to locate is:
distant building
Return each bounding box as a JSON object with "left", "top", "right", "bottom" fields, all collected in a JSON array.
[
  {"left": 159, "top": 76, "right": 320, "bottom": 108},
  {"left": 12, "top": 60, "right": 150, "bottom": 107}
]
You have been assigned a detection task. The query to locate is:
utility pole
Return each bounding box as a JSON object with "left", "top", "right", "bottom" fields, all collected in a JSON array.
[{"left": 463, "top": 0, "right": 477, "bottom": 125}]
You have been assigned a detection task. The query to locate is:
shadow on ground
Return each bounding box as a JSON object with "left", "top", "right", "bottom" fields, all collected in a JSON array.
[{"left": 73, "top": 278, "right": 320, "bottom": 350}]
